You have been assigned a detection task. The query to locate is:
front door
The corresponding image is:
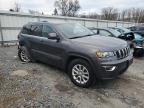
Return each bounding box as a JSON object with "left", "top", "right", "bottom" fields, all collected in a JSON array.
[{"left": 37, "top": 24, "right": 65, "bottom": 67}]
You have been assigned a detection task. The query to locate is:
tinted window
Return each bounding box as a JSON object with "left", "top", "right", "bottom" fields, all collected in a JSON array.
[
  {"left": 30, "top": 25, "right": 42, "bottom": 36},
  {"left": 99, "top": 30, "right": 112, "bottom": 37},
  {"left": 42, "top": 25, "right": 55, "bottom": 37},
  {"left": 92, "top": 29, "right": 98, "bottom": 34},
  {"left": 21, "top": 24, "right": 31, "bottom": 34},
  {"left": 130, "top": 27, "right": 136, "bottom": 31}
]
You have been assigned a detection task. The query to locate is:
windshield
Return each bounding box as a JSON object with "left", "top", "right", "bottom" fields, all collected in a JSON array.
[
  {"left": 134, "top": 33, "right": 143, "bottom": 39},
  {"left": 108, "top": 29, "right": 121, "bottom": 37},
  {"left": 116, "top": 27, "right": 131, "bottom": 33},
  {"left": 56, "top": 23, "right": 94, "bottom": 39}
]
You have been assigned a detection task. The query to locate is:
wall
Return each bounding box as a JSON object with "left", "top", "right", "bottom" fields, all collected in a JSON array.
[{"left": 0, "top": 11, "right": 137, "bottom": 45}]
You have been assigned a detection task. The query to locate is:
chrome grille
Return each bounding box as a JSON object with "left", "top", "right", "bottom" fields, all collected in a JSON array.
[{"left": 115, "top": 47, "right": 130, "bottom": 59}]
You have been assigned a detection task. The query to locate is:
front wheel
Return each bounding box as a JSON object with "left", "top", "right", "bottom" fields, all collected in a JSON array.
[{"left": 68, "top": 59, "right": 95, "bottom": 88}]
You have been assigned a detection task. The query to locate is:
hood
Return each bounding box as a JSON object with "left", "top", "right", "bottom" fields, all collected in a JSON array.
[{"left": 71, "top": 35, "right": 127, "bottom": 51}]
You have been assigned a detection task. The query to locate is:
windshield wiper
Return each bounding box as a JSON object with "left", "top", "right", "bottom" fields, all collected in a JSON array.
[
  {"left": 83, "top": 34, "right": 94, "bottom": 36},
  {"left": 69, "top": 36, "right": 83, "bottom": 39},
  {"left": 69, "top": 34, "right": 94, "bottom": 39}
]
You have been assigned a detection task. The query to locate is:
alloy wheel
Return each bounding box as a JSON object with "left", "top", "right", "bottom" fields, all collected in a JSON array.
[
  {"left": 72, "top": 64, "right": 89, "bottom": 84},
  {"left": 20, "top": 50, "right": 30, "bottom": 62}
]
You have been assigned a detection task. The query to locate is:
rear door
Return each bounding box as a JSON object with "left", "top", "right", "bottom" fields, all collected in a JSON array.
[
  {"left": 20, "top": 23, "right": 43, "bottom": 57},
  {"left": 27, "top": 24, "right": 44, "bottom": 58}
]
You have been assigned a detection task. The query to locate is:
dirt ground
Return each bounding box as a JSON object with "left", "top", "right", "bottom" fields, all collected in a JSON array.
[{"left": 0, "top": 46, "right": 144, "bottom": 108}]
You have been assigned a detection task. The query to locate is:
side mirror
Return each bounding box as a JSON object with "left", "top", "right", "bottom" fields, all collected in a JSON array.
[{"left": 48, "top": 33, "right": 60, "bottom": 40}]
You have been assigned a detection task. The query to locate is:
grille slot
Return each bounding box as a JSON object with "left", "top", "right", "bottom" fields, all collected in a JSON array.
[{"left": 115, "top": 47, "right": 130, "bottom": 59}]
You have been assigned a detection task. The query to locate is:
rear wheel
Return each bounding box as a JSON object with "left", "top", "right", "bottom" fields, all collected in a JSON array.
[
  {"left": 68, "top": 59, "right": 95, "bottom": 88},
  {"left": 18, "top": 46, "right": 32, "bottom": 62}
]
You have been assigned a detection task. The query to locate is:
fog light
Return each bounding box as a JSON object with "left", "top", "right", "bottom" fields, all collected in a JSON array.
[{"left": 102, "top": 66, "right": 116, "bottom": 71}]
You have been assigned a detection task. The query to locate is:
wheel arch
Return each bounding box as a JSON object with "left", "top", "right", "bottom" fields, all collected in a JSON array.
[{"left": 65, "top": 53, "right": 94, "bottom": 73}]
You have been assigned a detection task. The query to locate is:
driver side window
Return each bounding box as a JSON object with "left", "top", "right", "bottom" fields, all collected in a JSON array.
[
  {"left": 42, "top": 25, "right": 55, "bottom": 37},
  {"left": 99, "top": 30, "right": 112, "bottom": 37}
]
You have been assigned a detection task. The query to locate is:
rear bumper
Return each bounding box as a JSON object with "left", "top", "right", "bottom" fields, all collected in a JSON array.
[{"left": 93, "top": 55, "right": 133, "bottom": 79}]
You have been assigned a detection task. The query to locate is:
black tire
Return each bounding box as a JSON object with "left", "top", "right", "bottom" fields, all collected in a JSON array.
[
  {"left": 18, "top": 46, "right": 33, "bottom": 62},
  {"left": 68, "top": 59, "right": 95, "bottom": 88},
  {"left": 133, "top": 48, "right": 144, "bottom": 57}
]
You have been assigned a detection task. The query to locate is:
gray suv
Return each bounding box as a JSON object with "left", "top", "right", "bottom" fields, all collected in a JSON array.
[{"left": 18, "top": 22, "right": 133, "bottom": 88}]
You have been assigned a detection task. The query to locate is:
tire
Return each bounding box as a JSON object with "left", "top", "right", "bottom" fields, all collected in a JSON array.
[
  {"left": 18, "top": 46, "right": 33, "bottom": 62},
  {"left": 133, "top": 48, "right": 144, "bottom": 57},
  {"left": 68, "top": 59, "right": 95, "bottom": 88}
]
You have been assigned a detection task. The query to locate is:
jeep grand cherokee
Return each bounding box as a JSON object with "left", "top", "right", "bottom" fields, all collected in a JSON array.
[{"left": 18, "top": 22, "right": 133, "bottom": 88}]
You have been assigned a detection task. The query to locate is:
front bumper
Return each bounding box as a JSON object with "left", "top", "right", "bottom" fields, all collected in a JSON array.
[{"left": 93, "top": 54, "right": 133, "bottom": 79}]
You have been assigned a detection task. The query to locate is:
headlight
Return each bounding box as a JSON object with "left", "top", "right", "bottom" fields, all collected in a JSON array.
[{"left": 96, "top": 51, "right": 115, "bottom": 58}]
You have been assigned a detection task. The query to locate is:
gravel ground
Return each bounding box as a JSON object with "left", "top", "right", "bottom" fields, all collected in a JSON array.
[{"left": 0, "top": 46, "right": 144, "bottom": 108}]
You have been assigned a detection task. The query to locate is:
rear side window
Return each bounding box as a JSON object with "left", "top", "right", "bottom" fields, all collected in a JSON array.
[
  {"left": 21, "top": 25, "right": 31, "bottom": 34},
  {"left": 130, "top": 27, "right": 136, "bottom": 31},
  {"left": 21, "top": 24, "right": 42, "bottom": 37},
  {"left": 99, "top": 30, "right": 112, "bottom": 37},
  {"left": 92, "top": 29, "right": 98, "bottom": 34},
  {"left": 30, "top": 25, "right": 42, "bottom": 36}
]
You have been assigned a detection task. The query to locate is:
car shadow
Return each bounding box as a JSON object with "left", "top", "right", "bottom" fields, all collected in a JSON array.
[
  {"left": 32, "top": 61, "right": 130, "bottom": 90},
  {"left": 92, "top": 79, "right": 119, "bottom": 89}
]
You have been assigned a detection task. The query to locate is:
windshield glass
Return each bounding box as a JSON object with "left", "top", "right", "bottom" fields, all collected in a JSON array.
[
  {"left": 117, "top": 27, "right": 131, "bottom": 33},
  {"left": 134, "top": 33, "right": 143, "bottom": 39},
  {"left": 108, "top": 29, "right": 121, "bottom": 37},
  {"left": 56, "top": 23, "right": 94, "bottom": 39}
]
